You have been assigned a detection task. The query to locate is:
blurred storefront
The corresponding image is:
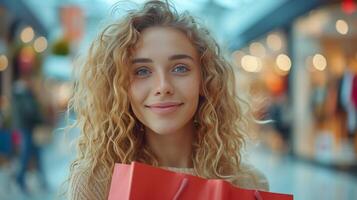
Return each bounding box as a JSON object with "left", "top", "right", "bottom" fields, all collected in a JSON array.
[
  {"left": 232, "top": 30, "right": 292, "bottom": 153},
  {"left": 0, "top": 0, "right": 76, "bottom": 169},
  {"left": 231, "top": 1, "right": 357, "bottom": 169},
  {"left": 292, "top": 3, "right": 357, "bottom": 167},
  {"left": 0, "top": 0, "right": 78, "bottom": 116}
]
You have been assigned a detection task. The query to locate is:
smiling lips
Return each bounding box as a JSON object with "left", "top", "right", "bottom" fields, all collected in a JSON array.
[{"left": 146, "top": 102, "right": 184, "bottom": 114}]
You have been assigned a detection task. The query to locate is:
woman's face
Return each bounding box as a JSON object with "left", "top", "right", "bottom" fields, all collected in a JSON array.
[{"left": 129, "top": 26, "right": 201, "bottom": 135}]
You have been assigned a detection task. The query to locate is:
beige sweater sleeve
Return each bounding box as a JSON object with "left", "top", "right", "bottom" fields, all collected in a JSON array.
[
  {"left": 68, "top": 168, "right": 110, "bottom": 200},
  {"left": 231, "top": 162, "right": 270, "bottom": 191}
]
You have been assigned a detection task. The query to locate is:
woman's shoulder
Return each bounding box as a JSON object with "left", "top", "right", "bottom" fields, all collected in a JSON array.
[
  {"left": 68, "top": 165, "right": 110, "bottom": 200},
  {"left": 230, "top": 162, "right": 269, "bottom": 191}
]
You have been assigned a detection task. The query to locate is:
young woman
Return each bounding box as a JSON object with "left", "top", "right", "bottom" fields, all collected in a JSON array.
[{"left": 67, "top": 1, "right": 269, "bottom": 199}]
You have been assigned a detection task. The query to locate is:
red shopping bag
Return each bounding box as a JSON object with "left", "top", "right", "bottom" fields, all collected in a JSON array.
[{"left": 108, "top": 162, "right": 293, "bottom": 200}]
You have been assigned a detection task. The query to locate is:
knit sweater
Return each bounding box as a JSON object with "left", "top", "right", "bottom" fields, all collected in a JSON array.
[{"left": 68, "top": 163, "right": 269, "bottom": 200}]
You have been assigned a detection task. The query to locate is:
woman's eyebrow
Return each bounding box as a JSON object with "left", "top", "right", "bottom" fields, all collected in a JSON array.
[
  {"left": 132, "top": 58, "right": 153, "bottom": 64},
  {"left": 169, "top": 54, "right": 194, "bottom": 61},
  {"left": 131, "top": 54, "right": 194, "bottom": 64}
]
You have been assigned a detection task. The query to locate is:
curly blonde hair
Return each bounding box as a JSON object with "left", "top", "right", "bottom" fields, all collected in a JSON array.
[{"left": 67, "top": 0, "right": 254, "bottom": 197}]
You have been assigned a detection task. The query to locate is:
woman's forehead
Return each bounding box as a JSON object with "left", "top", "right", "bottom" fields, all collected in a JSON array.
[{"left": 132, "top": 27, "right": 199, "bottom": 60}]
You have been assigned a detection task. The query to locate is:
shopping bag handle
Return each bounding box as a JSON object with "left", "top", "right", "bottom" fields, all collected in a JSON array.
[
  {"left": 172, "top": 177, "right": 189, "bottom": 200},
  {"left": 171, "top": 178, "right": 263, "bottom": 200},
  {"left": 254, "top": 190, "right": 263, "bottom": 200}
]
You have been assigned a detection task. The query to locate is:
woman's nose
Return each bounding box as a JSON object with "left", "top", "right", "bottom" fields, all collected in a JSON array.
[{"left": 154, "top": 73, "right": 174, "bottom": 96}]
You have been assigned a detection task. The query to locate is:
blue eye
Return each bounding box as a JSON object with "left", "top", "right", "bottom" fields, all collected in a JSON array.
[
  {"left": 172, "top": 65, "right": 189, "bottom": 73},
  {"left": 135, "top": 67, "right": 151, "bottom": 77}
]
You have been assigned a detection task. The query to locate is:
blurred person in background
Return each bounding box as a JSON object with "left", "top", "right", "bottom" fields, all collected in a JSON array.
[
  {"left": 66, "top": 1, "right": 268, "bottom": 199},
  {"left": 0, "top": 97, "right": 12, "bottom": 197},
  {"left": 267, "top": 93, "right": 292, "bottom": 153},
  {"left": 0, "top": 96, "right": 12, "bottom": 166},
  {"left": 11, "top": 45, "right": 47, "bottom": 194}
]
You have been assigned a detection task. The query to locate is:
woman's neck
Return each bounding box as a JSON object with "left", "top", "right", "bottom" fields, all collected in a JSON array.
[{"left": 145, "top": 123, "right": 195, "bottom": 168}]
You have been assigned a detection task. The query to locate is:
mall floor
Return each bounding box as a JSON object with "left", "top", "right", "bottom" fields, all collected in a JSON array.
[{"left": 0, "top": 126, "right": 357, "bottom": 200}]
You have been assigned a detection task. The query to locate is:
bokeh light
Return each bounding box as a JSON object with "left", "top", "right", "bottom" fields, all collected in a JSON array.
[
  {"left": 241, "top": 55, "right": 262, "bottom": 72},
  {"left": 0, "top": 55, "right": 8, "bottom": 71},
  {"left": 249, "top": 42, "right": 266, "bottom": 57},
  {"left": 266, "top": 33, "right": 282, "bottom": 51},
  {"left": 34, "top": 36, "right": 48, "bottom": 53},
  {"left": 312, "top": 54, "right": 327, "bottom": 71},
  {"left": 335, "top": 19, "right": 349, "bottom": 35},
  {"left": 276, "top": 54, "right": 292, "bottom": 72},
  {"left": 20, "top": 26, "right": 35, "bottom": 43}
]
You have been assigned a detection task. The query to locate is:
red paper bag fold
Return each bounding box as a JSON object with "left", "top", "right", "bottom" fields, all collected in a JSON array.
[{"left": 108, "top": 162, "right": 293, "bottom": 200}]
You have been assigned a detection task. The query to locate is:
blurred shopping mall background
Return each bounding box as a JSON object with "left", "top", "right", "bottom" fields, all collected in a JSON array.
[{"left": 1, "top": 0, "right": 357, "bottom": 199}]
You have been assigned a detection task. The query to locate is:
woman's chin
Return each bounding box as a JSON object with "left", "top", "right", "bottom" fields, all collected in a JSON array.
[{"left": 147, "top": 126, "right": 181, "bottom": 136}]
